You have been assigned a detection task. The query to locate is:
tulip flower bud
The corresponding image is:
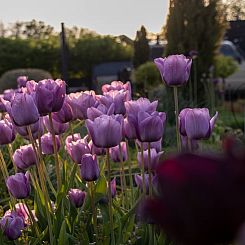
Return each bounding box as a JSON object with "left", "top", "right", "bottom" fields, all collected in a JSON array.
[
  {"left": 3, "top": 93, "right": 39, "bottom": 127},
  {"left": 0, "top": 115, "right": 15, "bottom": 145},
  {"left": 65, "top": 134, "right": 90, "bottom": 164},
  {"left": 43, "top": 115, "right": 68, "bottom": 135},
  {"left": 137, "top": 111, "right": 166, "bottom": 142},
  {"left": 137, "top": 148, "right": 163, "bottom": 171},
  {"left": 123, "top": 117, "right": 137, "bottom": 140},
  {"left": 109, "top": 142, "right": 128, "bottom": 162},
  {"left": 6, "top": 172, "right": 30, "bottom": 199},
  {"left": 100, "top": 90, "right": 128, "bottom": 115},
  {"left": 80, "top": 154, "right": 100, "bottom": 182},
  {"left": 88, "top": 140, "right": 105, "bottom": 155},
  {"left": 135, "top": 174, "right": 149, "bottom": 193},
  {"left": 35, "top": 79, "right": 66, "bottom": 115},
  {"left": 110, "top": 178, "right": 117, "bottom": 198},
  {"left": 86, "top": 114, "right": 123, "bottom": 148},
  {"left": 68, "top": 188, "right": 86, "bottom": 208},
  {"left": 154, "top": 55, "right": 192, "bottom": 86},
  {"left": 17, "top": 76, "right": 28, "bottom": 88},
  {"left": 67, "top": 91, "right": 97, "bottom": 120},
  {"left": 52, "top": 97, "right": 73, "bottom": 123},
  {"left": 15, "top": 118, "right": 44, "bottom": 140},
  {"left": 0, "top": 213, "right": 24, "bottom": 240},
  {"left": 102, "top": 81, "right": 131, "bottom": 100},
  {"left": 179, "top": 108, "right": 218, "bottom": 140},
  {"left": 41, "top": 133, "right": 61, "bottom": 155},
  {"left": 87, "top": 103, "right": 115, "bottom": 121},
  {"left": 13, "top": 144, "right": 36, "bottom": 169}
]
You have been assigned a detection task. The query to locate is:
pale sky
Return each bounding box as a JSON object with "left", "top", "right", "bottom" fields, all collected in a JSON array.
[{"left": 0, "top": 0, "right": 169, "bottom": 38}]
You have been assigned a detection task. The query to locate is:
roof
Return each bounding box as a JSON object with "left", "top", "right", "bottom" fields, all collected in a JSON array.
[{"left": 92, "top": 61, "right": 133, "bottom": 80}]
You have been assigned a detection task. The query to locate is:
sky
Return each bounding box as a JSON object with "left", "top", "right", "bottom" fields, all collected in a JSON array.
[{"left": 0, "top": 0, "right": 169, "bottom": 38}]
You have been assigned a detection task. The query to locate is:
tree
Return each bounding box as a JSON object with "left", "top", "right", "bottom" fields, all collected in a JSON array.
[
  {"left": 224, "top": 0, "right": 245, "bottom": 20},
  {"left": 165, "top": 0, "right": 227, "bottom": 105},
  {"left": 133, "top": 26, "right": 150, "bottom": 68}
]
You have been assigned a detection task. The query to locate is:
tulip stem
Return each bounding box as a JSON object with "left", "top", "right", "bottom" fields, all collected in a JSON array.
[
  {"left": 148, "top": 143, "right": 153, "bottom": 196},
  {"left": 27, "top": 126, "right": 54, "bottom": 245},
  {"left": 126, "top": 139, "right": 134, "bottom": 207},
  {"left": 140, "top": 143, "right": 146, "bottom": 195},
  {"left": 22, "top": 199, "right": 40, "bottom": 237},
  {"left": 173, "top": 86, "right": 181, "bottom": 152},
  {"left": 48, "top": 113, "right": 61, "bottom": 190},
  {"left": 106, "top": 148, "right": 115, "bottom": 245},
  {"left": 89, "top": 181, "right": 98, "bottom": 242},
  {"left": 0, "top": 148, "right": 9, "bottom": 178},
  {"left": 7, "top": 144, "right": 17, "bottom": 173},
  {"left": 119, "top": 143, "right": 126, "bottom": 208}
]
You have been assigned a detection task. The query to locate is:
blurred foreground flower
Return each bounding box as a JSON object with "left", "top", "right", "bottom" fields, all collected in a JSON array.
[{"left": 141, "top": 150, "right": 245, "bottom": 245}]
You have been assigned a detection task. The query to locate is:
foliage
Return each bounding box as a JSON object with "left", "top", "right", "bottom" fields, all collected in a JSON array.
[
  {"left": 134, "top": 62, "right": 161, "bottom": 96},
  {"left": 165, "top": 0, "right": 227, "bottom": 105},
  {"left": 0, "top": 21, "right": 133, "bottom": 81},
  {"left": 133, "top": 26, "right": 150, "bottom": 68},
  {"left": 0, "top": 68, "right": 52, "bottom": 92},
  {"left": 224, "top": 0, "right": 245, "bottom": 20},
  {"left": 214, "top": 54, "right": 238, "bottom": 79}
]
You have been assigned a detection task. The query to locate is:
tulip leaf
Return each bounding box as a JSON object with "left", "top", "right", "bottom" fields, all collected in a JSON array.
[
  {"left": 58, "top": 220, "right": 68, "bottom": 245},
  {"left": 95, "top": 175, "right": 107, "bottom": 194}
]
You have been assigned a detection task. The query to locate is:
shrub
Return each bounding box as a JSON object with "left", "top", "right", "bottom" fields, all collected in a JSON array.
[{"left": 0, "top": 68, "right": 52, "bottom": 92}]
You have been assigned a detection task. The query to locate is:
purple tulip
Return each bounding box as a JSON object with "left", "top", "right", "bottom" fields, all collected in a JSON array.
[
  {"left": 68, "top": 188, "right": 86, "bottom": 208},
  {"left": 100, "top": 90, "right": 128, "bottom": 115},
  {"left": 15, "top": 118, "right": 44, "bottom": 140},
  {"left": 17, "top": 76, "right": 28, "bottom": 88},
  {"left": 109, "top": 142, "right": 128, "bottom": 162},
  {"left": 41, "top": 133, "right": 61, "bottom": 155},
  {"left": 88, "top": 140, "right": 106, "bottom": 155},
  {"left": 102, "top": 81, "right": 131, "bottom": 100},
  {"left": 13, "top": 144, "right": 36, "bottom": 169},
  {"left": 110, "top": 178, "right": 117, "bottom": 198},
  {"left": 179, "top": 108, "right": 218, "bottom": 140},
  {"left": 3, "top": 93, "right": 39, "bottom": 126},
  {"left": 65, "top": 134, "right": 90, "bottom": 164},
  {"left": 137, "top": 148, "right": 163, "bottom": 171},
  {"left": 87, "top": 103, "right": 115, "bottom": 121},
  {"left": 125, "top": 98, "right": 158, "bottom": 134},
  {"left": 35, "top": 79, "right": 66, "bottom": 115},
  {"left": 52, "top": 96, "right": 73, "bottom": 123},
  {"left": 137, "top": 111, "right": 166, "bottom": 142},
  {"left": 123, "top": 117, "right": 137, "bottom": 140},
  {"left": 135, "top": 174, "right": 149, "bottom": 193},
  {"left": 67, "top": 91, "right": 97, "bottom": 120},
  {"left": 0, "top": 115, "right": 15, "bottom": 145},
  {"left": 86, "top": 114, "right": 123, "bottom": 148},
  {"left": 136, "top": 139, "right": 162, "bottom": 153},
  {"left": 3, "top": 89, "right": 15, "bottom": 102},
  {"left": 154, "top": 55, "right": 192, "bottom": 86},
  {"left": 0, "top": 213, "right": 24, "bottom": 240},
  {"left": 26, "top": 80, "right": 38, "bottom": 94},
  {"left": 6, "top": 172, "right": 30, "bottom": 199},
  {"left": 43, "top": 115, "right": 68, "bottom": 135},
  {"left": 80, "top": 154, "right": 100, "bottom": 182},
  {"left": 4, "top": 203, "right": 37, "bottom": 226}
]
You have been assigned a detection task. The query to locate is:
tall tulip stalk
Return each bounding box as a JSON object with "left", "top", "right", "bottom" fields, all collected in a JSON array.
[{"left": 155, "top": 55, "right": 192, "bottom": 152}]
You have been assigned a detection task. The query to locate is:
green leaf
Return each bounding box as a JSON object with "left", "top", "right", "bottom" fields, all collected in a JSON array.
[{"left": 58, "top": 220, "right": 68, "bottom": 245}]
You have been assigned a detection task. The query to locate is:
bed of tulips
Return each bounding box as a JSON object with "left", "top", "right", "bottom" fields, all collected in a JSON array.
[{"left": 0, "top": 54, "right": 227, "bottom": 245}]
